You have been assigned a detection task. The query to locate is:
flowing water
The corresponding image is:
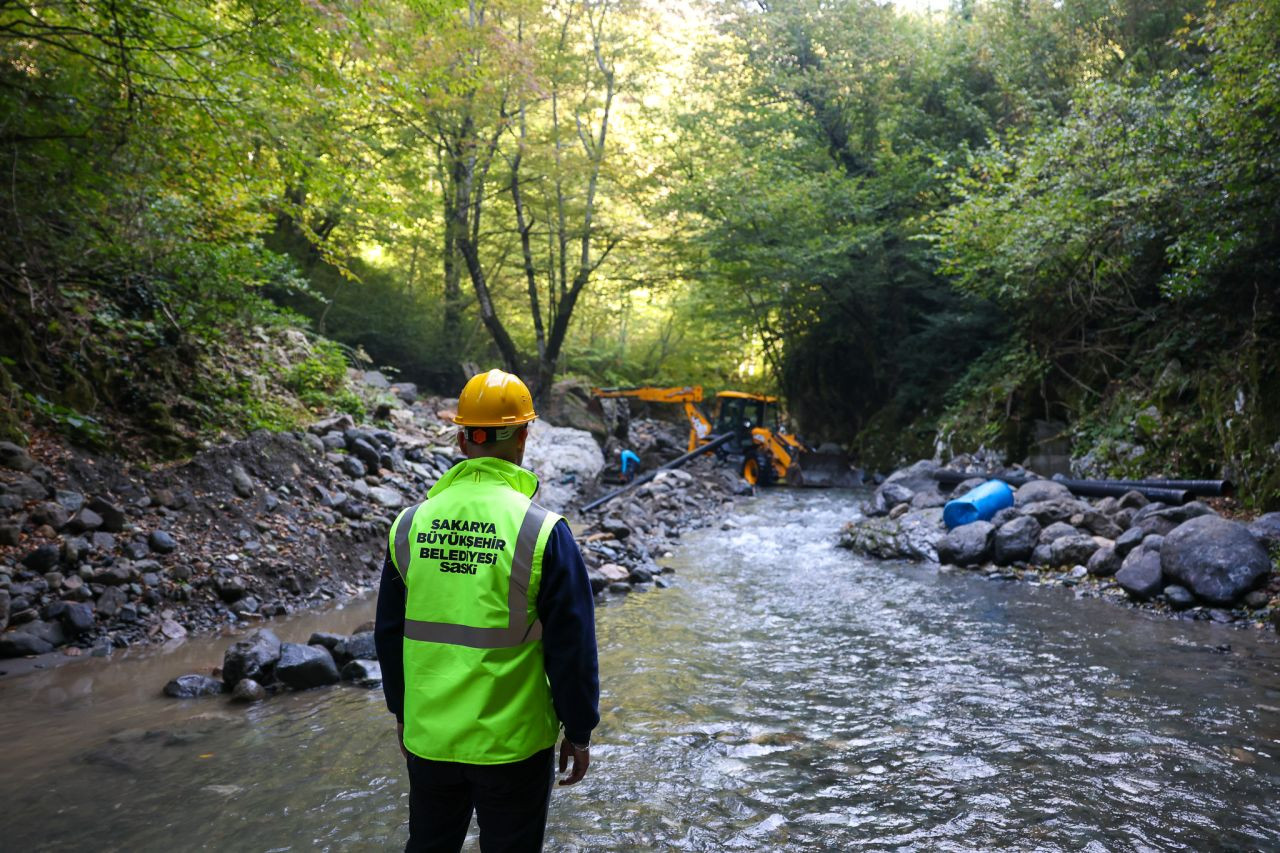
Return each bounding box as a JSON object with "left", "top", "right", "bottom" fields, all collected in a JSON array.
[{"left": 1, "top": 489, "right": 1278, "bottom": 851}]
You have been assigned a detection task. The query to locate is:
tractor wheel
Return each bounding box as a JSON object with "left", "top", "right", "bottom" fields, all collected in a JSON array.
[{"left": 742, "top": 456, "right": 760, "bottom": 486}]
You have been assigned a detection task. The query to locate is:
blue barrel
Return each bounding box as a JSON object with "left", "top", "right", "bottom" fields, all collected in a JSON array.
[{"left": 943, "top": 479, "right": 1015, "bottom": 529}]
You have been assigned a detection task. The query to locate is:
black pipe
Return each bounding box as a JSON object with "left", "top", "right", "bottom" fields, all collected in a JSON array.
[
  {"left": 1049, "top": 477, "right": 1191, "bottom": 504},
  {"left": 932, "top": 470, "right": 1192, "bottom": 504},
  {"left": 1086, "top": 478, "right": 1234, "bottom": 498},
  {"left": 582, "top": 432, "right": 735, "bottom": 513}
]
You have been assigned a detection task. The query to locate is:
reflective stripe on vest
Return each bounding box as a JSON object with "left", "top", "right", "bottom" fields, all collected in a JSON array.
[{"left": 393, "top": 500, "right": 548, "bottom": 649}]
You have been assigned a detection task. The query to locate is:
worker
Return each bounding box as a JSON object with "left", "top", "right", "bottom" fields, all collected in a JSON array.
[
  {"left": 374, "top": 368, "right": 600, "bottom": 853},
  {"left": 619, "top": 448, "right": 641, "bottom": 484}
]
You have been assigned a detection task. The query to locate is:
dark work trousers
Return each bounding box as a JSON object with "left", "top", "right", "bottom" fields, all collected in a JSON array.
[{"left": 405, "top": 746, "right": 556, "bottom": 853}]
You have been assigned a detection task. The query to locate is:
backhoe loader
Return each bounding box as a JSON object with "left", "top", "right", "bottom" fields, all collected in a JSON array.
[{"left": 591, "top": 386, "right": 856, "bottom": 487}]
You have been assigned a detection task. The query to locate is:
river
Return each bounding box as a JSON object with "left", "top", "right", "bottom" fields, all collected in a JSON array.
[{"left": 1, "top": 489, "right": 1278, "bottom": 851}]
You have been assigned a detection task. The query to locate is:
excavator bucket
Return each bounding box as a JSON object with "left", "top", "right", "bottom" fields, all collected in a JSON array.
[{"left": 792, "top": 446, "right": 862, "bottom": 488}]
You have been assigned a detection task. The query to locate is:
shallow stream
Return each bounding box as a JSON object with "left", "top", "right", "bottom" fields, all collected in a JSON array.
[{"left": 2, "top": 489, "right": 1278, "bottom": 850}]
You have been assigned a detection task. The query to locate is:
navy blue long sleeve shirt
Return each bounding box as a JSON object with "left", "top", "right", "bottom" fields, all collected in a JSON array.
[{"left": 374, "top": 518, "right": 600, "bottom": 746}]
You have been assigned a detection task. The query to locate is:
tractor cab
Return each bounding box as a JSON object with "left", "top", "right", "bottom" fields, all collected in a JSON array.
[{"left": 713, "top": 391, "right": 779, "bottom": 443}]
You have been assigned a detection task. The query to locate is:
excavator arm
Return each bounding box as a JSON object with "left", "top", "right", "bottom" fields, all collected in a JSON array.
[{"left": 591, "top": 386, "right": 714, "bottom": 452}]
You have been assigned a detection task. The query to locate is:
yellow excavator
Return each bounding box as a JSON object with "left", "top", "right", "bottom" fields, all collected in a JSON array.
[{"left": 591, "top": 385, "right": 852, "bottom": 487}]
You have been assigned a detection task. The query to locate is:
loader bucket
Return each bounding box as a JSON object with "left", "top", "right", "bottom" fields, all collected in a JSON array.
[{"left": 792, "top": 448, "right": 862, "bottom": 488}]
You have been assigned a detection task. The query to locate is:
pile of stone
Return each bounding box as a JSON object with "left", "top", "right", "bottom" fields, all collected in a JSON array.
[
  {"left": 0, "top": 376, "right": 740, "bottom": 663},
  {"left": 840, "top": 459, "right": 1280, "bottom": 626},
  {"left": 573, "top": 459, "right": 741, "bottom": 595},
  {"left": 162, "top": 626, "right": 382, "bottom": 701}
]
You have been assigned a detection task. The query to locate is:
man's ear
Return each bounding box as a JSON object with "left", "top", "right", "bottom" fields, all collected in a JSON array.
[
  {"left": 517, "top": 426, "right": 529, "bottom": 448},
  {"left": 457, "top": 430, "right": 468, "bottom": 453}
]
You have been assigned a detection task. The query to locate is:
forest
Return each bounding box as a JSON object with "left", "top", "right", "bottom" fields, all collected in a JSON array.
[{"left": 0, "top": 0, "right": 1277, "bottom": 506}]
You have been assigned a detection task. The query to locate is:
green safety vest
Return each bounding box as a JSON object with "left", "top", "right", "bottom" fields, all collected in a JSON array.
[{"left": 388, "top": 456, "right": 562, "bottom": 764}]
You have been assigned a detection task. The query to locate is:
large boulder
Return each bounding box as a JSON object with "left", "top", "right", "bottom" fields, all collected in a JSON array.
[
  {"left": 1038, "top": 522, "right": 1079, "bottom": 545},
  {"left": 1130, "top": 501, "right": 1215, "bottom": 537},
  {"left": 163, "top": 674, "right": 224, "bottom": 698},
  {"left": 275, "top": 642, "right": 340, "bottom": 690},
  {"left": 1116, "top": 547, "right": 1165, "bottom": 600},
  {"left": 935, "top": 521, "right": 995, "bottom": 567},
  {"left": 221, "top": 628, "right": 282, "bottom": 689},
  {"left": 333, "top": 631, "right": 377, "bottom": 665},
  {"left": 1247, "top": 513, "right": 1280, "bottom": 549},
  {"left": 1114, "top": 526, "right": 1145, "bottom": 558},
  {"left": 341, "top": 659, "right": 383, "bottom": 687},
  {"left": 1161, "top": 515, "right": 1271, "bottom": 606},
  {"left": 1020, "top": 498, "right": 1094, "bottom": 527},
  {"left": 1086, "top": 546, "right": 1121, "bottom": 577},
  {"left": 838, "top": 508, "right": 945, "bottom": 563},
  {"left": 1014, "top": 479, "right": 1072, "bottom": 506},
  {"left": 522, "top": 421, "right": 606, "bottom": 513},
  {"left": 1049, "top": 534, "right": 1102, "bottom": 568},
  {"left": 992, "top": 516, "right": 1041, "bottom": 565}
]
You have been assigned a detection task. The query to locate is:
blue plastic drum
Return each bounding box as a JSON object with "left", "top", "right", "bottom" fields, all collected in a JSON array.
[{"left": 943, "top": 479, "right": 1015, "bottom": 529}]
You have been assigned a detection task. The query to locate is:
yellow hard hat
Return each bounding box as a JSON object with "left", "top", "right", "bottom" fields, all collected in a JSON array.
[{"left": 453, "top": 369, "right": 537, "bottom": 426}]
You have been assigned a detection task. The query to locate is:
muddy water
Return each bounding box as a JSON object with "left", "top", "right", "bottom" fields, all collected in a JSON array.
[{"left": 2, "top": 489, "right": 1279, "bottom": 851}]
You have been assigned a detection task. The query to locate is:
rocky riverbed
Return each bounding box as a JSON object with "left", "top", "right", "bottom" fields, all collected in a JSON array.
[
  {"left": 840, "top": 458, "right": 1280, "bottom": 631},
  {"left": 0, "top": 375, "right": 739, "bottom": 671}
]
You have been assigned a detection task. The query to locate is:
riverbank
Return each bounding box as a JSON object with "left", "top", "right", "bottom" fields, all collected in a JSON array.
[
  {"left": 840, "top": 458, "right": 1280, "bottom": 632},
  {"left": 0, "top": 374, "right": 739, "bottom": 672}
]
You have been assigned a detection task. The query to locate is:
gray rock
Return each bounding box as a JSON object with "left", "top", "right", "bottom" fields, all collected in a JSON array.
[
  {"left": 339, "top": 456, "right": 366, "bottom": 479},
  {"left": 222, "top": 628, "right": 282, "bottom": 688},
  {"left": 0, "top": 441, "right": 36, "bottom": 472},
  {"left": 607, "top": 582, "right": 631, "bottom": 594},
  {"left": 275, "top": 642, "right": 340, "bottom": 690},
  {"left": 1141, "top": 534, "right": 1165, "bottom": 553},
  {"left": 30, "top": 502, "right": 70, "bottom": 530},
  {"left": 990, "top": 507, "right": 1021, "bottom": 528},
  {"left": 54, "top": 491, "right": 85, "bottom": 513},
  {"left": 163, "top": 674, "right": 224, "bottom": 698},
  {"left": 308, "top": 632, "right": 345, "bottom": 651},
  {"left": 629, "top": 566, "right": 654, "bottom": 584},
  {"left": 22, "top": 544, "right": 60, "bottom": 573},
  {"left": 301, "top": 433, "right": 325, "bottom": 455},
  {"left": 1014, "top": 479, "right": 1072, "bottom": 506},
  {"left": 59, "top": 602, "right": 95, "bottom": 636},
  {"left": 0, "top": 630, "right": 53, "bottom": 657},
  {"left": 1117, "top": 490, "right": 1149, "bottom": 509},
  {"left": 585, "top": 568, "right": 608, "bottom": 595},
  {"left": 1050, "top": 535, "right": 1102, "bottom": 567},
  {"left": 1030, "top": 544, "right": 1053, "bottom": 565},
  {"left": 1161, "top": 515, "right": 1272, "bottom": 606},
  {"left": 361, "top": 370, "right": 391, "bottom": 389},
  {"left": 952, "top": 477, "right": 987, "bottom": 497},
  {"left": 1087, "top": 546, "right": 1121, "bottom": 577},
  {"left": 1131, "top": 501, "right": 1214, "bottom": 537},
  {"left": 93, "top": 564, "right": 131, "bottom": 586},
  {"left": 1247, "top": 512, "right": 1280, "bottom": 549},
  {"left": 148, "top": 531, "right": 177, "bottom": 554},
  {"left": 16, "top": 618, "right": 65, "bottom": 648},
  {"left": 95, "top": 586, "right": 128, "bottom": 617},
  {"left": 1075, "top": 510, "right": 1123, "bottom": 540},
  {"left": 1116, "top": 548, "right": 1165, "bottom": 601},
  {"left": 231, "top": 678, "right": 267, "bottom": 702},
  {"left": 1163, "top": 584, "right": 1196, "bottom": 609},
  {"left": 0, "top": 525, "right": 19, "bottom": 546},
  {"left": 600, "top": 517, "right": 632, "bottom": 539},
  {"left": 217, "top": 576, "right": 247, "bottom": 603},
  {"left": 877, "top": 482, "right": 914, "bottom": 511},
  {"left": 321, "top": 432, "right": 346, "bottom": 451},
  {"left": 1114, "top": 526, "right": 1145, "bottom": 558},
  {"left": 0, "top": 589, "right": 8, "bottom": 630},
  {"left": 1020, "top": 498, "right": 1094, "bottom": 526},
  {"left": 391, "top": 382, "right": 418, "bottom": 403},
  {"left": 334, "top": 631, "right": 377, "bottom": 665},
  {"left": 122, "top": 541, "right": 149, "bottom": 561},
  {"left": 838, "top": 508, "right": 946, "bottom": 563},
  {"left": 350, "top": 439, "right": 382, "bottom": 474},
  {"left": 936, "top": 521, "right": 995, "bottom": 567},
  {"left": 90, "top": 531, "right": 116, "bottom": 553},
  {"left": 1243, "top": 590, "right": 1270, "bottom": 609},
  {"left": 369, "top": 487, "right": 404, "bottom": 509},
  {"left": 69, "top": 508, "right": 104, "bottom": 533},
  {"left": 1039, "top": 522, "right": 1079, "bottom": 545},
  {"left": 910, "top": 488, "right": 947, "bottom": 509},
  {"left": 340, "top": 658, "right": 383, "bottom": 687},
  {"left": 3, "top": 475, "right": 48, "bottom": 501},
  {"left": 229, "top": 465, "right": 255, "bottom": 498},
  {"left": 993, "top": 516, "right": 1040, "bottom": 565},
  {"left": 86, "top": 497, "right": 126, "bottom": 533}
]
